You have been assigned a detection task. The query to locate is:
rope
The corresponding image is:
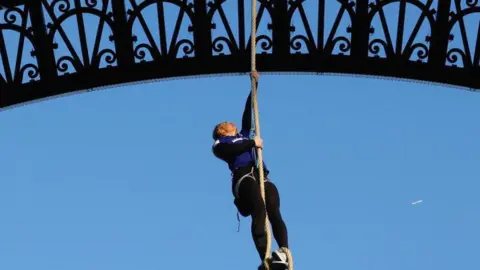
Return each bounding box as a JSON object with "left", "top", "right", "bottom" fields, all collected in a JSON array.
[
  {"left": 250, "top": 1, "right": 293, "bottom": 270},
  {"left": 249, "top": 1, "right": 271, "bottom": 269}
]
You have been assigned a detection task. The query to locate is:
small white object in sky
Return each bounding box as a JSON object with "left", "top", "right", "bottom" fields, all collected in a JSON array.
[{"left": 412, "top": 200, "right": 423, "bottom": 205}]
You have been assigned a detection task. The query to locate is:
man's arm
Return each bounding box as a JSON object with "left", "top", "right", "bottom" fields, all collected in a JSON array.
[
  {"left": 241, "top": 72, "right": 259, "bottom": 135},
  {"left": 213, "top": 139, "right": 256, "bottom": 160},
  {"left": 241, "top": 92, "right": 252, "bottom": 134}
]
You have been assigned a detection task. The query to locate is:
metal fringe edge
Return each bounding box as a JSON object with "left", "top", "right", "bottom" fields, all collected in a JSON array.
[{"left": 1, "top": 71, "right": 478, "bottom": 112}]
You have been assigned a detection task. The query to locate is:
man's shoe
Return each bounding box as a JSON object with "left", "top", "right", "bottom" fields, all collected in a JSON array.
[{"left": 272, "top": 249, "right": 288, "bottom": 267}]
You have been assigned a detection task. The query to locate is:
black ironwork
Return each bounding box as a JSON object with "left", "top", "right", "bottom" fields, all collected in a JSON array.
[{"left": 0, "top": 0, "right": 478, "bottom": 109}]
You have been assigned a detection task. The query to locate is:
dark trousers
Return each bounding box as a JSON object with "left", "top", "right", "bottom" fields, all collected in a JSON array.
[{"left": 232, "top": 166, "right": 289, "bottom": 261}]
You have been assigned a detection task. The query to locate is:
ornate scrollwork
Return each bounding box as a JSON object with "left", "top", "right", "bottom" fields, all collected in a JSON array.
[
  {"left": 0, "top": 5, "right": 40, "bottom": 84},
  {"left": 56, "top": 55, "right": 78, "bottom": 73},
  {"left": 3, "top": 6, "right": 25, "bottom": 24},
  {"left": 257, "top": 35, "right": 273, "bottom": 51},
  {"left": 207, "top": 0, "right": 239, "bottom": 55},
  {"left": 19, "top": 63, "right": 40, "bottom": 82},
  {"left": 85, "top": 0, "right": 99, "bottom": 9},
  {"left": 466, "top": 0, "right": 479, "bottom": 8},
  {"left": 446, "top": 48, "right": 468, "bottom": 67},
  {"left": 212, "top": 36, "right": 235, "bottom": 54},
  {"left": 445, "top": 0, "right": 480, "bottom": 68},
  {"left": 43, "top": 0, "right": 118, "bottom": 75},
  {"left": 0, "top": 0, "right": 479, "bottom": 108},
  {"left": 175, "top": 39, "right": 195, "bottom": 58},
  {"left": 331, "top": 36, "right": 351, "bottom": 55},
  {"left": 288, "top": 0, "right": 317, "bottom": 54},
  {"left": 368, "top": 38, "right": 389, "bottom": 57},
  {"left": 290, "top": 35, "right": 314, "bottom": 53},
  {"left": 408, "top": 43, "right": 429, "bottom": 61},
  {"left": 50, "top": 0, "right": 71, "bottom": 15},
  {"left": 127, "top": 0, "right": 195, "bottom": 61},
  {"left": 96, "top": 48, "right": 117, "bottom": 67},
  {"left": 208, "top": 0, "right": 273, "bottom": 55},
  {"left": 133, "top": 43, "right": 154, "bottom": 62},
  {"left": 367, "top": 0, "right": 435, "bottom": 62},
  {"left": 322, "top": 1, "right": 355, "bottom": 55}
]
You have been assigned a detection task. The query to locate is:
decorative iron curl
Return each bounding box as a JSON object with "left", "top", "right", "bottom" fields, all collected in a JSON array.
[
  {"left": 134, "top": 43, "right": 155, "bottom": 61},
  {"left": 446, "top": 48, "right": 467, "bottom": 66},
  {"left": 257, "top": 35, "right": 273, "bottom": 52},
  {"left": 212, "top": 36, "right": 235, "bottom": 54},
  {"left": 56, "top": 55, "right": 79, "bottom": 73},
  {"left": 466, "top": 0, "right": 479, "bottom": 8},
  {"left": 290, "top": 35, "right": 314, "bottom": 53},
  {"left": 3, "top": 6, "right": 25, "bottom": 25},
  {"left": 174, "top": 39, "right": 195, "bottom": 58},
  {"left": 369, "top": 39, "right": 389, "bottom": 57},
  {"left": 96, "top": 48, "right": 117, "bottom": 66},
  {"left": 85, "top": 0, "right": 99, "bottom": 9},
  {"left": 408, "top": 43, "right": 429, "bottom": 61},
  {"left": 19, "top": 63, "right": 40, "bottom": 81},
  {"left": 331, "top": 36, "right": 351, "bottom": 54},
  {"left": 50, "top": 0, "right": 72, "bottom": 15},
  {"left": 207, "top": 0, "right": 239, "bottom": 55}
]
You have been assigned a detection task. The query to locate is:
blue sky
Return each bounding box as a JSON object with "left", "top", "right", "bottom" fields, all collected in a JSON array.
[
  {"left": 1, "top": 74, "right": 479, "bottom": 270},
  {"left": 1, "top": 1, "right": 480, "bottom": 270}
]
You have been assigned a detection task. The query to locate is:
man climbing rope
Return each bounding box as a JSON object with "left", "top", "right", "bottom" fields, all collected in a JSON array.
[{"left": 211, "top": 72, "right": 290, "bottom": 270}]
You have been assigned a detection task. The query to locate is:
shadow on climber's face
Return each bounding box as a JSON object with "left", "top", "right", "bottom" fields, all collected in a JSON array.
[{"left": 212, "top": 122, "right": 238, "bottom": 140}]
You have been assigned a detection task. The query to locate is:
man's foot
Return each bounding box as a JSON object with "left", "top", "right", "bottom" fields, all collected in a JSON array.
[{"left": 271, "top": 249, "right": 288, "bottom": 267}]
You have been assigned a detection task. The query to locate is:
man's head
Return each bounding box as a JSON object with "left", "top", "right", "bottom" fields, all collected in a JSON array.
[{"left": 212, "top": 121, "right": 238, "bottom": 140}]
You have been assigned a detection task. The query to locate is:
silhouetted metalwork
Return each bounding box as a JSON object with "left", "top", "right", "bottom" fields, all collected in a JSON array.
[{"left": 0, "top": 0, "right": 478, "bottom": 108}]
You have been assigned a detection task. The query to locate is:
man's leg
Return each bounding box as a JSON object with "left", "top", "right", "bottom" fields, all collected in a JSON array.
[
  {"left": 265, "top": 182, "right": 289, "bottom": 265},
  {"left": 237, "top": 177, "right": 269, "bottom": 262}
]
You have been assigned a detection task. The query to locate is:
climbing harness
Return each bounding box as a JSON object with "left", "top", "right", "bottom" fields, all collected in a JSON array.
[
  {"left": 234, "top": 167, "right": 256, "bottom": 199},
  {"left": 234, "top": 167, "right": 271, "bottom": 232},
  {"left": 249, "top": 1, "right": 293, "bottom": 269}
]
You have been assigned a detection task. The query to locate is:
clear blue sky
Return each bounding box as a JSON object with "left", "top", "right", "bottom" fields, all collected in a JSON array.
[{"left": 1, "top": 1, "right": 480, "bottom": 270}]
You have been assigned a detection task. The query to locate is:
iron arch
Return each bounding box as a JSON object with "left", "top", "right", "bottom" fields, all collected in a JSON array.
[{"left": 0, "top": 0, "right": 478, "bottom": 109}]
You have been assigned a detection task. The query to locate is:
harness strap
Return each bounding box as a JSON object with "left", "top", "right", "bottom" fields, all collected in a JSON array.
[
  {"left": 233, "top": 166, "right": 256, "bottom": 198},
  {"left": 234, "top": 166, "right": 270, "bottom": 233}
]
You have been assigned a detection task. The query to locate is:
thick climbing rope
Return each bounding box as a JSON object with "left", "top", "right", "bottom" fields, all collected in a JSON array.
[{"left": 250, "top": 1, "right": 293, "bottom": 270}]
